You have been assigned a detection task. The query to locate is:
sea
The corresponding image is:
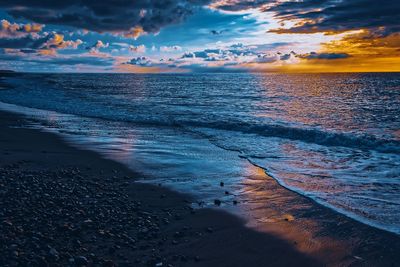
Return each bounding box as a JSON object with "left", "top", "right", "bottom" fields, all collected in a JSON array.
[{"left": 0, "top": 72, "right": 399, "bottom": 234}]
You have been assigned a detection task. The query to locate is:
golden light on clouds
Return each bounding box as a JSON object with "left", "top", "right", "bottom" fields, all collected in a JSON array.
[
  {"left": 279, "top": 30, "right": 400, "bottom": 73},
  {"left": 279, "top": 57, "right": 400, "bottom": 73},
  {"left": 323, "top": 30, "right": 400, "bottom": 56}
]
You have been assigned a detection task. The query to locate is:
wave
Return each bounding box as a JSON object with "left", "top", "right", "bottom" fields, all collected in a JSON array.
[
  {"left": 0, "top": 98, "right": 399, "bottom": 154},
  {"left": 1, "top": 100, "right": 400, "bottom": 235},
  {"left": 180, "top": 120, "right": 400, "bottom": 154},
  {"left": 2, "top": 75, "right": 400, "bottom": 154}
]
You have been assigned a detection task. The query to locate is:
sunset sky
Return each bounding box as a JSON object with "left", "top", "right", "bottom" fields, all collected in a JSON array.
[{"left": 0, "top": 0, "right": 399, "bottom": 73}]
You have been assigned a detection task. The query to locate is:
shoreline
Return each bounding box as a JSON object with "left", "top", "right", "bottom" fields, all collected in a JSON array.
[
  {"left": 0, "top": 110, "right": 320, "bottom": 266},
  {"left": 1, "top": 109, "right": 400, "bottom": 266},
  {"left": 1, "top": 99, "right": 398, "bottom": 237}
]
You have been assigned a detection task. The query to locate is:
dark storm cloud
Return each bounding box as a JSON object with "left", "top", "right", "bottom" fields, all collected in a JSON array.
[
  {"left": 4, "top": 0, "right": 397, "bottom": 37},
  {"left": 269, "top": 0, "right": 400, "bottom": 34},
  {"left": 0, "top": 35, "right": 46, "bottom": 49},
  {"left": 215, "top": 0, "right": 400, "bottom": 34},
  {"left": 0, "top": 0, "right": 212, "bottom": 36}
]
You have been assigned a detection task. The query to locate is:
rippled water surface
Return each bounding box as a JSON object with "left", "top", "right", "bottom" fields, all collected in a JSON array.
[{"left": 1, "top": 73, "right": 399, "bottom": 234}]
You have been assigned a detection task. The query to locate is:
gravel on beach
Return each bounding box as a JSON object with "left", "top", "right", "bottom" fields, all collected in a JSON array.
[{"left": 0, "top": 164, "right": 202, "bottom": 267}]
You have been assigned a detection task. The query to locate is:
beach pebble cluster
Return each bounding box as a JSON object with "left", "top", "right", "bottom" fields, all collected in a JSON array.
[{"left": 0, "top": 164, "right": 204, "bottom": 267}]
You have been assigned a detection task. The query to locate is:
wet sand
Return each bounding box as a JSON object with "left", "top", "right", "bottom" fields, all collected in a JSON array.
[
  {"left": 237, "top": 163, "right": 400, "bottom": 266},
  {"left": 1, "top": 110, "right": 399, "bottom": 266}
]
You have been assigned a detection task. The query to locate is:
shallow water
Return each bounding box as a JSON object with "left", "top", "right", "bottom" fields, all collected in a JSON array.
[{"left": 0, "top": 72, "right": 399, "bottom": 234}]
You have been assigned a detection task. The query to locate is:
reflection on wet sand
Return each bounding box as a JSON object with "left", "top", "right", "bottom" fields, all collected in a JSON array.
[{"left": 238, "top": 162, "right": 365, "bottom": 265}]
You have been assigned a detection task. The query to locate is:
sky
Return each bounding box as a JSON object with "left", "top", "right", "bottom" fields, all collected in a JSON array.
[{"left": 0, "top": 0, "right": 399, "bottom": 73}]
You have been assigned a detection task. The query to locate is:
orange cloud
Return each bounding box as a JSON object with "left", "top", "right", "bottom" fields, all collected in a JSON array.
[
  {"left": 1, "top": 19, "right": 44, "bottom": 38},
  {"left": 40, "top": 33, "right": 83, "bottom": 55},
  {"left": 322, "top": 30, "right": 400, "bottom": 57},
  {"left": 124, "top": 26, "right": 145, "bottom": 39},
  {"left": 276, "top": 30, "right": 400, "bottom": 73},
  {"left": 23, "top": 23, "right": 43, "bottom": 33}
]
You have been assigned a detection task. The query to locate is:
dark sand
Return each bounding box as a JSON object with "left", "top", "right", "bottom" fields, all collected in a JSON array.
[{"left": 0, "top": 110, "right": 399, "bottom": 267}]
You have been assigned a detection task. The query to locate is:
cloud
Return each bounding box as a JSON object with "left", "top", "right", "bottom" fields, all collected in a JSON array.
[
  {"left": 42, "top": 33, "right": 83, "bottom": 50},
  {"left": 299, "top": 52, "right": 350, "bottom": 60},
  {"left": 160, "top": 45, "right": 182, "bottom": 52},
  {"left": 124, "top": 26, "right": 145, "bottom": 40},
  {"left": 256, "top": 53, "right": 280, "bottom": 63},
  {"left": 122, "top": 41, "right": 359, "bottom": 73},
  {"left": 1, "top": 0, "right": 212, "bottom": 38},
  {"left": 129, "top": 45, "right": 146, "bottom": 53},
  {"left": 127, "top": 56, "right": 154, "bottom": 67},
  {"left": 124, "top": 43, "right": 301, "bottom": 72},
  {"left": 212, "top": 0, "right": 400, "bottom": 35},
  {"left": 278, "top": 51, "right": 295, "bottom": 61},
  {"left": 184, "top": 47, "right": 254, "bottom": 61},
  {"left": 95, "top": 40, "right": 108, "bottom": 49},
  {"left": 323, "top": 30, "right": 400, "bottom": 55},
  {"left": 1, "top": 19, "right": 82, "bottom": 57},
  {"left": 87, "top": 40, "right": 109, "bottom": 53},
  {"left": 0, "top": 26, "right": 82, "bottom": 55},
  {"left": 0, "top": 35, "right": 44, "bottom": 50},
  {"left": 269, "top": 0, "right": 400, "bottom": 35},
  {"left": 181, "top": 43, "right": 257, "bottom": 61},
  {"left": 0, "top": 19, "right": 43, "bottom": 38},
  {"left": 1, "top": 48, "right": 115, "bottom": 67},
  {"left": 104, "top": 42, "right": 147, "bottom": 53},
  {"left": 211, "top": 30, "right": 225, "bottom": 35},
  {"left": 210, "top": 0, "right": 271, "bottom": 12}
]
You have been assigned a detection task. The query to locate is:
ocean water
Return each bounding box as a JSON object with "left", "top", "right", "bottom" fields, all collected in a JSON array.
[{"left": 0, "top": 72, "right": 399, "bottom": 234}]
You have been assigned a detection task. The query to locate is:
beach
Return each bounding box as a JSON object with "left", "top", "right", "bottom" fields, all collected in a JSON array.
[
  {"left": 1, "top": 109, "right": 400, "bottom": 266},
  {"left": 1, "top": 0, "right": 399, "bottom": 264},
  {"left": 1, "top": 110, "right": 321, "bottom": 266}
]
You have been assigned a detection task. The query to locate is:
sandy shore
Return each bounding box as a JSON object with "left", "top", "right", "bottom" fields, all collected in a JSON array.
[{"left": 1, "top": 109, "right": 399, "bottom": 266}]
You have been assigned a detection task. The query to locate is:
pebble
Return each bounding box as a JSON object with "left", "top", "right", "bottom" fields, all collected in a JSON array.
[
  {"left": 102, "top": 259, "right": 115, "bottom": 267},
  {"left": 48, "top": 247, "right": 59, "bottom": 260},
  {"left": 75, "top": 256, "right": 89, "bottom": 266},
  {"left": 0, "top": 158, "right": 216, "bottom": 267}
]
